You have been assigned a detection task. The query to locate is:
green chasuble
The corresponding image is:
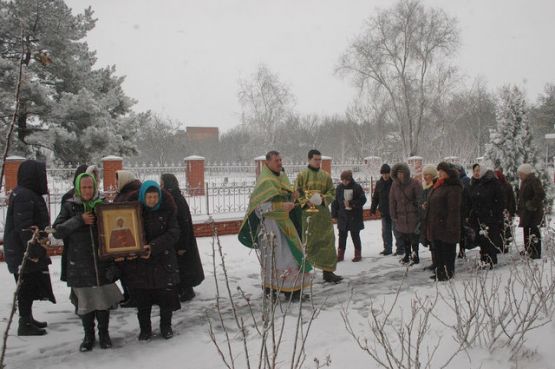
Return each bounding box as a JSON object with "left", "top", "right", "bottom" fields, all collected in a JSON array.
[
  {"left": 238, "top": 165, "right": 312, "bottom": 272},
  {"left": 295, "top": 166, "right": 337, "bottom": 271}
]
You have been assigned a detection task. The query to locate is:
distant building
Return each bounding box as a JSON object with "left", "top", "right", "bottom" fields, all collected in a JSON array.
[{"left": 186, "top": 127, "right": 219, "bottom": 144}]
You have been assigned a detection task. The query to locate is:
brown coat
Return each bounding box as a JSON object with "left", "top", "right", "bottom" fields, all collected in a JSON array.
[
  {"left": 426, "top": 174, "right": 463, "bottom": 244},
  {"left": 518, "top": 174, "right": 545, "bottom": 227},
  {"left": 389, "top": 163, "right": 423, "bottom": 234}
]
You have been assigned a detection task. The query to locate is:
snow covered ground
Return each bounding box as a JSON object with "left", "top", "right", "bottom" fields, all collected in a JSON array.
[{"left": 2, "top": 219, "right": 555, "bottom": 369}]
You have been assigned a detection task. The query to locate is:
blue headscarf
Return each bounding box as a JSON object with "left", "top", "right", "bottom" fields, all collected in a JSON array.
[{"left": 138, "top": 180, "right": 162, "bottom": 211}]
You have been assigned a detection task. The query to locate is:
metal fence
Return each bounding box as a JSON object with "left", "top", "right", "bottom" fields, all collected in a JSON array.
[{"left": 0, "top": 162, "right": 376, "bottom": 234}]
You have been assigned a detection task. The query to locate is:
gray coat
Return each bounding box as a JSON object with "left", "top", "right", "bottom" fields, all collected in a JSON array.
[{"left": 389, "top": 163, "right": 423, "bottom": 234}]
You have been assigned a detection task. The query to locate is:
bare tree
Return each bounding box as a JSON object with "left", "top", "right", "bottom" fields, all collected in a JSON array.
[
  {"left": 238, "top": 64, "right": 296, "bottom": 148},
  {"left": 338, "top": 0, "right": 459, "bottom": 157}
]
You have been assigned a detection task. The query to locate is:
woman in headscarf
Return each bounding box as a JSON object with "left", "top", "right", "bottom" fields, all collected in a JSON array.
[
  {"left": 3, "top": 160, "right": 56, "bottom": 336},
  {"left": 425, "top": 162, "right": 462, "bottom": 281},
  {"left": 160, "top": 173, "right": 204, "bottom": 301},
  {"left": 118, "top": 181, "right": 181, "bottom": 340},
  {"left": 53, "top": 173, "right": 123, "bottom": 352}
]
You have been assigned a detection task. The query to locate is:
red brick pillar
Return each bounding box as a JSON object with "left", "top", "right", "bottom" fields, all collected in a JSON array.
[
  {"left": 185, "top": 155, "right": 205, "bottom": 196},
  {"left": 255, "top": 155, "right": 266, "bottom": 177},
  {"left": 3, "top": 156, "right": 25, "bottom": 194},
  {"left": 407, "top": 156, "right": 423, "bottom": 182},
  {"left": 101, "top": 156, "right": 123, "bottom": 194},
  {"left": 321, "top": 156, "right": 332, "bottom": 175}
]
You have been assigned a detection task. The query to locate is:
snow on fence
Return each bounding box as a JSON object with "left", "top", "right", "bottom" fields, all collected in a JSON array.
[{"left": 0, "top": 161, "right": 376, "bottom": 235}]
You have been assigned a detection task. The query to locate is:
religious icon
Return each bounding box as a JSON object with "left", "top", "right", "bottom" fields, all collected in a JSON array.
[{"left": 96, "top": 202, "right": 145, "bottom": 258}]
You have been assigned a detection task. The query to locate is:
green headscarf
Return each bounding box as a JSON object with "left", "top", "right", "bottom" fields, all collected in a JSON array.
[{"left": 74, "top": 173, "right": 103, "bottom": 212}]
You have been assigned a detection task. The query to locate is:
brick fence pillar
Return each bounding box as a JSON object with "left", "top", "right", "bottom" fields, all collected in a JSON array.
[
  {"left": 321, "top": 156, "right": 332, "bottom": 175},
  {"left": 101, "top": 156, "right": 123, "bottom": 194},
  {"left": 407, "top": 156, "right": 423, "bottom": 182},
  {"left": 3, "top": 156, "right": 25, "bottom": 194},
  {"left": 255, "top": 155, "right": 266, "bottom": 177},
  {"left": 185, "top": 155, "right": 205, "bottom": 196}
]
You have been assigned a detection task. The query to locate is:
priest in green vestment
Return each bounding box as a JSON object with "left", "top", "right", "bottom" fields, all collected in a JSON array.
[
  {"left": 239, "top": 151, "right": 312, "bottom": 300},
  {"left": 295, "top": 149, "right": 343, "bottom": 283}
]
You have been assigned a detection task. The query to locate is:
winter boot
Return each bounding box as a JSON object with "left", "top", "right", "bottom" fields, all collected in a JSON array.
[
  {"left": 79, "top": 312, "right": 96, "bottom": 352},
  {"left": 337, "top": 248, "right": 345, "bottom": 262},
  {"left": 17, "top": 316, "right": 47, "bottom": 336},
  {"left": 30, "top": 314, "right": 47, "bottom": 329},
  {"left": 400, "top": 250, "right": 411, "bottom": 264},
  {"left": 160, "top": 310, "right": 174, "bottom": 339},
  {"left": 352, "top": 248, "right": 362, "bottom": 262},
  {"left": 323, "top": 271, "right": 343, "bottom": 283},
  {"left": 410, "top": 252, "right": 419, "bottom": 265},
  {"left": 138, "top": 308, "right": 152, "bottom": 341},
  {"left": 179, "top": 286, "right": 196, "bottom": 302},
  {"left": 96, "top": 310, "right": 112, "bottom": 349}
]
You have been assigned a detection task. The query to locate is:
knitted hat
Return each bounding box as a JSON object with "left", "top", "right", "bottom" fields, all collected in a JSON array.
[
  {"left": 517, "top": 163, "right": 534, "bottom": 175},
  {"left": 380, "top": 164, "right": 391, "bottom": 174},
  {"left": 422, "top": 164, "right": 438, "bottom": 178}
]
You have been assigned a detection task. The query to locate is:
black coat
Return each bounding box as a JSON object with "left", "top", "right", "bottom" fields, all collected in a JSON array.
[
  {"left": 468, "top": 171, "right": 505, "bottom": 230},
  {"left": 3, "top": 160, "right": 51, "bottom": 274},
  {"left": 53, "top": 198, "right": 115, "bottom": 288},
  {"left": 119, "top": 190, "right": 180, "bottom": 290},
  {"left": 425, "top": 172, "right": 463, "bottom": 244},
  {"left": 331, "top": 181, "right": 366, "bottom": 231},
  {"left": 518, "top": 174, "right": 545, "bottom": 227},
  {"left": 370, "top": 177, "right": 392, "bottom": 217},
  {"left": 113, "top": 180, "right": 142, "bottom": 203},
  {"left": 161, "top": 173, "right": 205, "bottom": 288},
  {"left": 59, "top": 164, "right": 89, "bottom": 282}
]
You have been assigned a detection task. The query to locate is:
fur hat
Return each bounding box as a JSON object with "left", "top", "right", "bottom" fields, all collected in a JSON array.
[
  {"left": 517, "top": 163, "right": 534, "bottom": 175},
  {"left": 380, "top": 163, "right": 391, "bottom": 174},
  {"left": 422, "top": 164, "right": 438, "bottom": 178}
]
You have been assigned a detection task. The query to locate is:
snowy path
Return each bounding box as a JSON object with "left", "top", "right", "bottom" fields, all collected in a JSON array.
[{"left": 2, "top": 220, "right": 555, "bottom": 369}]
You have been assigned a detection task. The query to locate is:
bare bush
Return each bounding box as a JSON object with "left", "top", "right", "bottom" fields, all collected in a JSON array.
[{"left": 206, "top": 217, "right": 328, "bottom": 369}]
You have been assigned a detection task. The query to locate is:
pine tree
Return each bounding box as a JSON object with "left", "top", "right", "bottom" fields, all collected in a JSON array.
[
  {"left": 0, "top": 0, "right": 139, "bottom": 163},
  {"left": 485, "top": 85, "right": 551, "bottom": 200}
]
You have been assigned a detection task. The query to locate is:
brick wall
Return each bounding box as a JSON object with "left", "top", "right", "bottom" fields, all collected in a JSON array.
[{"left": 0, "top": 212, "right": 380, "bottom": 261}]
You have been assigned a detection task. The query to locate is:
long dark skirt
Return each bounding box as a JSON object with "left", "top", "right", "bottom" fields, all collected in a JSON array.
[{"left": 129, "top": 288, "right": 181, "bottom": 312}]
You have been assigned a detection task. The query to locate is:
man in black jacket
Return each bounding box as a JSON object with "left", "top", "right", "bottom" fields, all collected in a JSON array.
[{"left": 370, "top": 164, "right": 403, "bottom": 256}]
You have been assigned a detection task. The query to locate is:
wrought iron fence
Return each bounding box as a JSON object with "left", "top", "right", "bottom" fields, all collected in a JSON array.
[{"left": 0, "top": 162, "right": 377, "bottom": 235}]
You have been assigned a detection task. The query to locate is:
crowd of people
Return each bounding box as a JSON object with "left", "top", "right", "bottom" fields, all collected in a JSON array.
[
  {"left": 239, "top": 149, "right": 547, "bottom": 301},
  {"left": 3, "top": 160, "right": 204, "bottom": 351},
  {"left": 2, "top": 151, "right": 547, "bottom": 352}
]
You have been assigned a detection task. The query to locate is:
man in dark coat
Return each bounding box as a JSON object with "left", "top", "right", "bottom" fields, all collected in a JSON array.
[
  {"left": 389, "top": 163, "right": 423, "bottom": 264},
  {"left": 517, "top": 164, "right": 545, "bottom": 259},
  {"left": 425, "top": 162, "right": 462, "bottom": 281},
  {"left": 370, "top": 164, "right": 401, "bottom": 256},
  {"left": 331, "top": 170, "right": 367, "bottom": 262},
  {"left": 3, "top": 160, "right": 56, "bottom": 336},
  {"left": 161, "top": 173, "right": 205, "bottom": 302},
  {"left": 456, "top": 164, "right": 471, "bottom": 258},
  {"left": 117, "top": 181, "right": 181, "bottom": 340},
  {"left": 468, "top": 169, "right": 505, "bottom": 267}
]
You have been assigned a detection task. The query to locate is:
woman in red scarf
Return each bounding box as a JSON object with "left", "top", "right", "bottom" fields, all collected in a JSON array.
[{"left": 425, "top": 162, "right": 463, "bottom": 281}]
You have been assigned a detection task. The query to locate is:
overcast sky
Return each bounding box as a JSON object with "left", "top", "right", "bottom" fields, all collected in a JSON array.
[{"left": 66, "top": 0, "right": 555, "bottom": 131}]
